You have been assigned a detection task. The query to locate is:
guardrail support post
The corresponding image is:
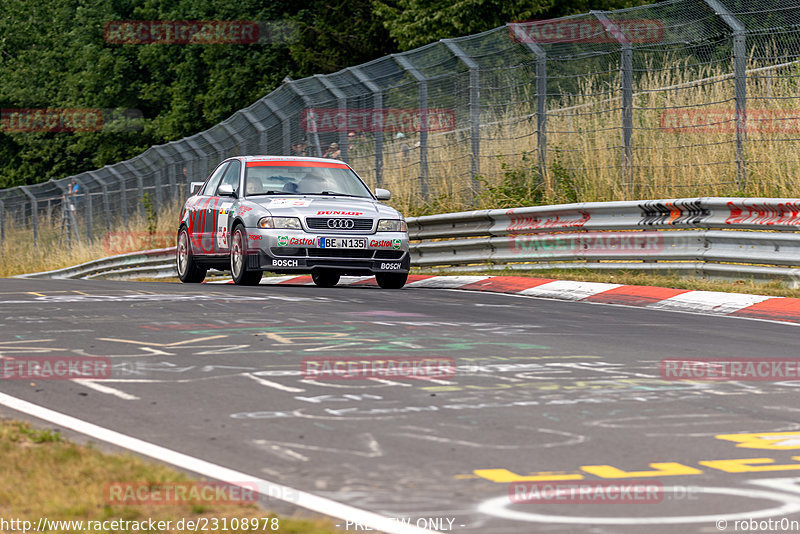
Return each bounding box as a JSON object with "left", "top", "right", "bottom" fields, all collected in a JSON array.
[
  {"left": 349, "top": 66, "right": 385, "bottom": 188},
  {"left": 19, "top": 186, "right": 38, "bottom": 247},
  {"left": 593, "top": 11, "right": 634, "bottom": 197},
  {"left": 394, "top": 54, "right": 430, "bottom": 200},
  {"left": 704, "top": 0, "right": 747, "bottom": 190},
  {"left": 443, "top": 39, "right": 481, "bottom": 200}
]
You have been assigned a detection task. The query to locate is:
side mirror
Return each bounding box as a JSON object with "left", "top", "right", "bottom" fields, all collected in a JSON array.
[
  {"left": 375, "top": 188, "right": 391, "bottom": 201},
  {"left": 218, "top": 184, "right": 236, "bottom": 197},
  {"left": 190, "top": 182, "right": 204, "bottom": 195}
]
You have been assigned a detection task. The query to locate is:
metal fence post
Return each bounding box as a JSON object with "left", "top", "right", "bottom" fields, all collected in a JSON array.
[
  {"left": 107, "top": 167, "right": 129, "bottom": 226},
  {"left": 87, "top": 171, "right": 112, "bottom": 232},
  {"left": 316, "top": 75, "right": 350, "bottom": 162},
  {"left": 264, "top": 98, "right": 293, "bottom": 156},
  {"left": 703, "top": 0, "right": 747, "bottom": 189},
  {"left": 442, "top": 39, "right": 481, "bottom": 198},
  {"left": 19, "top": 186, "right": 38, "bottom": 247},
  {"left": 349, "top": 67, "right": 384, "bottom": 187},
  {"left": 512, "top": 24, "right": 548, "bottom": 189},
  {"left": 73, "top": 177, "right": 92, "bottom": 242},
  {"left": 0, "top": 199, "right": 5, "bottom": 247},
  {"left": 285, "top": 82, "right": 323, "bottom": 157},
  {"left": 593, "top": 11, "right": 634, "bottom": 196},
  {"left": 201, "top": 132, "right": 226, "bottom": 176},
  {"left": 241, "top": 109, "right": 268, "bottom": 154},
  {"left": 140, "top": 158, "right": 162, "bottom": 211},
  {"left": 394, "top": 54, "right": 430, "bottom": 200}
]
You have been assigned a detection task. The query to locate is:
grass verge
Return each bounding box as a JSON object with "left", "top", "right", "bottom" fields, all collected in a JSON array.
[{"left": 0, "top": 419, "right": 340, "bottom": 533}]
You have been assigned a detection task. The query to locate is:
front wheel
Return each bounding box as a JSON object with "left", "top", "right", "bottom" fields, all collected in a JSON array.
[
  {"left": 230, "top": 225, "right": 262, "bottom": 286},
  {"left": 375, "top": 272, "right": 408, "bottom": 289},
  {"left": 312, "top": 270, "right": 340, "bottom": 287},
  {"left": 176, "top": 227, "right": 207, "bottom": 283}
]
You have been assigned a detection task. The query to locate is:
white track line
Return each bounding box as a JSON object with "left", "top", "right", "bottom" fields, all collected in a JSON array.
[
  {"left": 72, "top": 380, "right": 140, "bottom": 400},
  {"left": 0, "top": 392, "right": 436, "bottom": 534},
  {"left": 245, "top": 373, "right": 305, "bottom": 393}
]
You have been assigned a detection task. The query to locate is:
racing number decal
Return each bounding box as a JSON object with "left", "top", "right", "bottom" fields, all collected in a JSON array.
[{"left": 217, "top": 204, "right": 232, "bottom": 249}]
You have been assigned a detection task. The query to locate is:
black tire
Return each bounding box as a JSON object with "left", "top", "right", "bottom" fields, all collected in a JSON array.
[
  {"left": 230, "top": 225, "right": 262, "bottom": 286},
  {"left": 375, "top": 272, "right": 408, "bottom": 289},
  {"left": 312, "top": 270, "right": 340, "bottom": 287},
  {"left": 176, "top": 227, "right": 207, "bottom": 283}
]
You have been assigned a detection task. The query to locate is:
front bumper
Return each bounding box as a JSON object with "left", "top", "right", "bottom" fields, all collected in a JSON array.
[{"left": 243, "top": 229, "right": 411, "bottom": 274}]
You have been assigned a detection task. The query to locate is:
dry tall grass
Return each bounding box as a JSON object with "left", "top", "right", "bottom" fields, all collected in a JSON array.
[{"left": 353, "top": 58, "right": 800, "bottom": 215}]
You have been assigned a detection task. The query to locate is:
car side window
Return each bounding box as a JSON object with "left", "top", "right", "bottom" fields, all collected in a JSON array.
[
  {"left": 201, "top": 162, "right": 230, "bottom": 196},
  {"left": 217, "top": 160, "right": 241, "bottom": 195}
]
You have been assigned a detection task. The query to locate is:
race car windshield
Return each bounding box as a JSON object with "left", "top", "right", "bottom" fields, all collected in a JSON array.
[{"left": 244, "top": 164, "right": 373, "bottom": 198}]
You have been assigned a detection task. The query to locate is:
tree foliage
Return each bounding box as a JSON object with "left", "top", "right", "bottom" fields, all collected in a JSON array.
[{"left": 0, "top": 0, "right": 650, "bottom": 188}]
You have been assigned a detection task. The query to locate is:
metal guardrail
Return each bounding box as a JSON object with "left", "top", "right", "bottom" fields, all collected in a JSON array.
[
  {"left": 17, "top": 247, "right": 178, "bottom": 281},
  {"left": 16, "top": 198, "right": 800, "bottom": 285},
  {"left": 406, "top": 197, "right": 800, "bottom": 285}
]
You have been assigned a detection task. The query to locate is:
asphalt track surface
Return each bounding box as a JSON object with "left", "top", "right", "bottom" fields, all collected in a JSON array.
[{"left": 2, "top": 277, "right": 800, "bottom": 533}]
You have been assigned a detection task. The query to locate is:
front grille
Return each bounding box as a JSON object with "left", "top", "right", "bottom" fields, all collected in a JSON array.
[
  {"left": 306, "top": 217, "right": 373, "bottom": 231},
  {"left": 374, "top": 250, "right": 404, "bottom": 260},
  {"left": 307, "top": 248, "right": 374, "bottom": 259}
]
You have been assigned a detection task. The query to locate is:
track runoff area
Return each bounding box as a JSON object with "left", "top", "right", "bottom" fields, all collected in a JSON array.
[{"left": 2, "top": 276, "right": 800, "bottom": 533}]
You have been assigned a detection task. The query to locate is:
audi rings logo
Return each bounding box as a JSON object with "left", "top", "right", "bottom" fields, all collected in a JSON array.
[{"left": 326, "top": 218, "right": 355, "bottom": 229}]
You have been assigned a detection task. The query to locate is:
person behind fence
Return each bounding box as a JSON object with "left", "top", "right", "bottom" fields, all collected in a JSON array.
[
  {"left": 323, "top": 142, "right": 341, "bottom": 159},
  {"left": 64, "top": 177, "right": 82, "bottom": 210},
  {"left": 291, "top": 139, "right": 308, "bottom": 157}
]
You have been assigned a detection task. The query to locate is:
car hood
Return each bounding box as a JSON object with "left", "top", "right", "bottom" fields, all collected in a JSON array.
[{"left": 244, "top": 195, "right": 403, "bottom": 220}]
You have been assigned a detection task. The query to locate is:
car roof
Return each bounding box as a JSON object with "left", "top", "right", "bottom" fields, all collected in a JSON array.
[{"left": 233, "top": 155, "right": 348, "bottom": 165}]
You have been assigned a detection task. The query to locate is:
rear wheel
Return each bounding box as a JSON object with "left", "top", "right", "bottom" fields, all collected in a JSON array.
[
  {"left": 375, "top": 272, "right": 408, "bottom": 289},
  {"left": 176, "top": 227, "right": 207, "bottom": 283},
  {"left": 230, "top": 225, "right": 262, "bottom": 286},
  {"left": 312, "top": 270, "right": 340, "bottom": 287}
]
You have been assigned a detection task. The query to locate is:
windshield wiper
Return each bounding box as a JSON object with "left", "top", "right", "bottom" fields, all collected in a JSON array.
[
  {"left": 305, "top": 191, "right": 366, "bottom": 198},
  {"left": 248, "top": 191, "right": 301, "bottom": 196}
]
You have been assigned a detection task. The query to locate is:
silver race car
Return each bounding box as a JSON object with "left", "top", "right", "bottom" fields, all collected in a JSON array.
[{"left": 176, "top": 156, "right": 410, "bottom": 288}]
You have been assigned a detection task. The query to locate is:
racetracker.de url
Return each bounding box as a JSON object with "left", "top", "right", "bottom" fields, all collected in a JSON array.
[{"left": 0, "top": 516, "right": 280, "bottom": 532}]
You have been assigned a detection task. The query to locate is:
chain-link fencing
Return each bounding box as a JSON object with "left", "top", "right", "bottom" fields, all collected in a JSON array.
[{"left": 2, "top": 0, "right": 800, "bottom": 248}]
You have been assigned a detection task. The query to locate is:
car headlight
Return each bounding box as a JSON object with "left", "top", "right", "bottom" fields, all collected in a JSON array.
[
  {"left": 377, "top": 219, "right": 407, "bottom": 232},
  {"left": 258, "top": 216, "right": 302, "bottom": 229}
]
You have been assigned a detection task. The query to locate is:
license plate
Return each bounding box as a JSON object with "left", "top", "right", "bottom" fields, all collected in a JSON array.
[{"left": 318, "top": 237, "right": 367, "bottom": 249}]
